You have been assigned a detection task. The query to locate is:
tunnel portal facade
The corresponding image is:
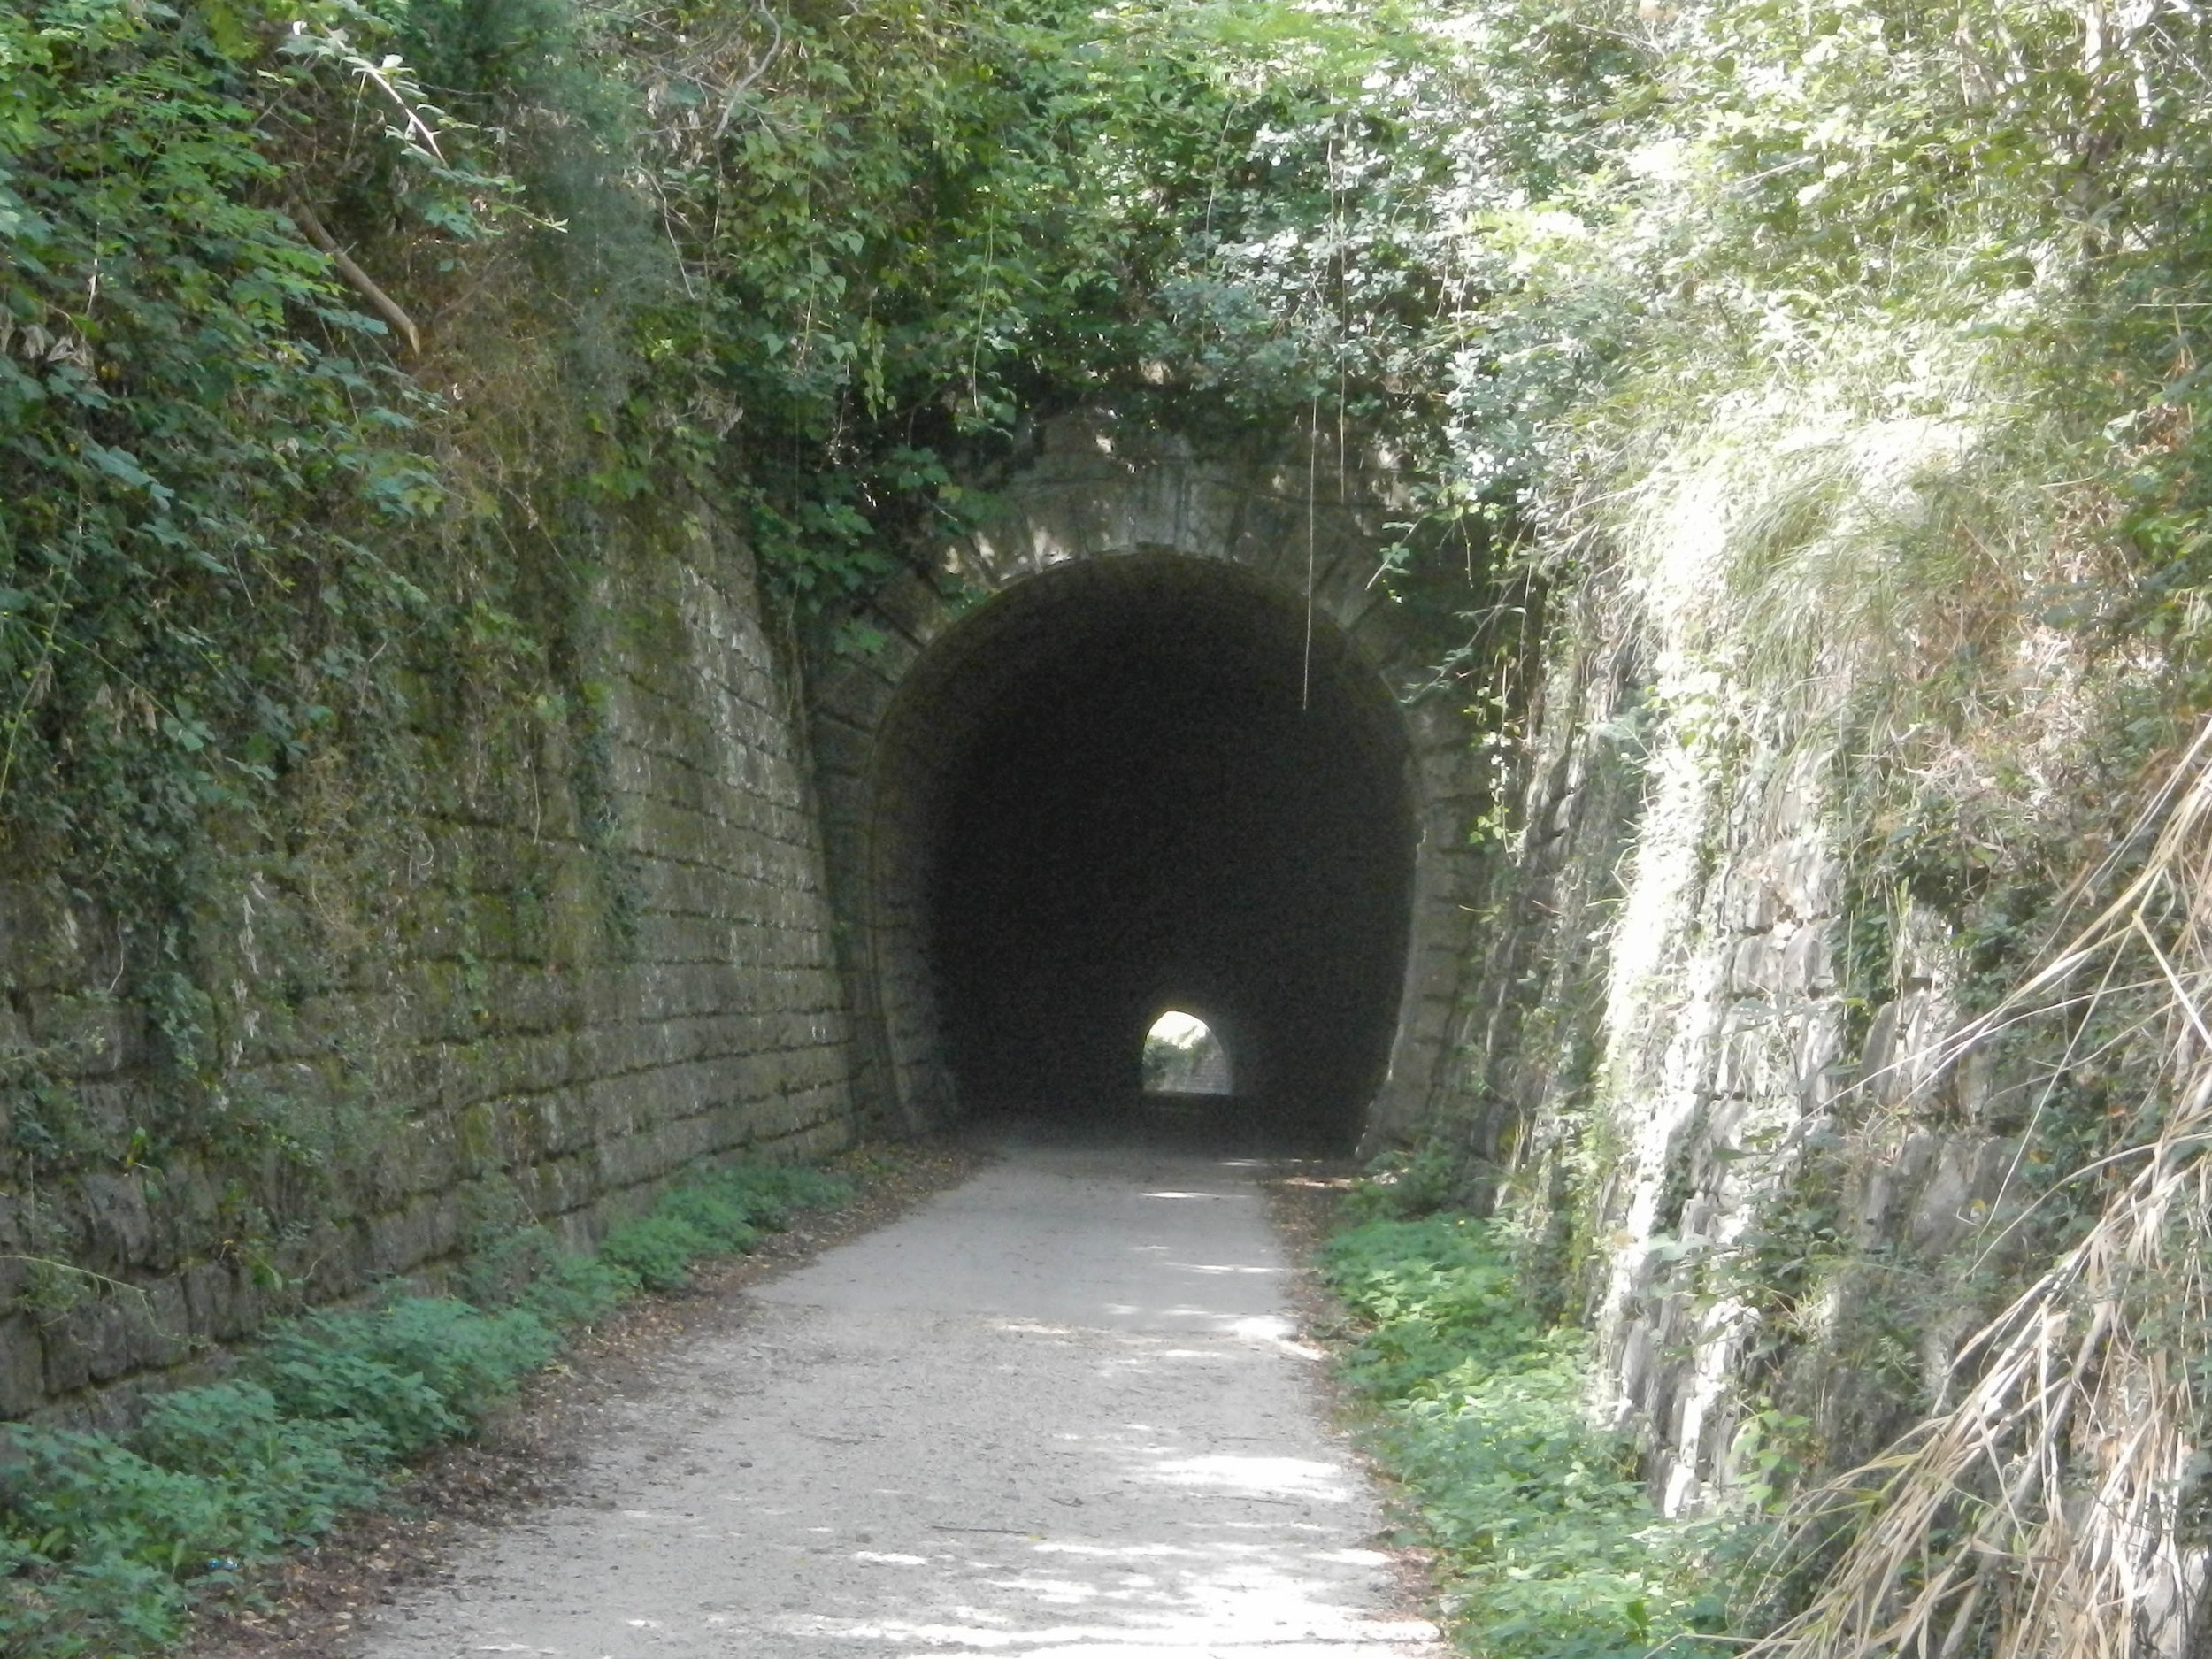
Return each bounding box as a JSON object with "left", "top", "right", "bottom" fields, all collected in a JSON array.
[{"left": 806, "top": 417, "right": 1491, "bottom": 1150}]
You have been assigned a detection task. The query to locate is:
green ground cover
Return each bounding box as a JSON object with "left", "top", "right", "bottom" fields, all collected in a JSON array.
[
  {"left": 0, "top": 1159, "right": 850, "bottom": 1656},
  {"left": 1321, "top": 1207, "right": 1730, "bottom": 1659}
]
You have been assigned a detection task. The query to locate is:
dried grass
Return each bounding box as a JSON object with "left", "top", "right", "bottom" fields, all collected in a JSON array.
[{"left": 1747, "top": 722, "right": 2212, "bottom": 1659}]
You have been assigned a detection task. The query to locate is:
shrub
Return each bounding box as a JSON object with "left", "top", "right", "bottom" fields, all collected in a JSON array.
[
  {"left": 134, "top": 1382, "right": 387, "bottom": 1533},
  {"left": 599, "top": 1214, "right": 711, "bottom": 1292},
  {"left": 653, "top": 1183, "right": 763, "bottom": 1255},
  {"left": 253, "top": 1317, "right": 465, "bottom": 1457},
  {"left": 364, "top": 1299, "right": 560, "bottom": 1421},
  {"left": 0, "top": 1389, "right": 386, "bottom": 1654},
  {"left": 1321, "top": 1211, "right": 1727, "bottom": 1659},
  {"left": 518, "top": 1248, "right": 639, "bottom": 1327},
  {"left": 1322, "top": 1215, "right": 1540, "bottom": 1396}
]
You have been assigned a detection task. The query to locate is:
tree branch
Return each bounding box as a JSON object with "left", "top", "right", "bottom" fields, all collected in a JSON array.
[{"left": 289, "top": 200, "right": 421, "bottom": 356}]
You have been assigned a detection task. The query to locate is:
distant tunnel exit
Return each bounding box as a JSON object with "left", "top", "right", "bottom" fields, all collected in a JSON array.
[
  {"left": 866, "top": 554, "right": 1417, "bottom": 1150},
  {"left": 1143, "top": 1010, "right": 1232, "bottom": 1095}
]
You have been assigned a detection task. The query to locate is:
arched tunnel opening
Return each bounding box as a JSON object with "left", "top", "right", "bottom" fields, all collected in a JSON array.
[{"left": 867, "top": 553, "right": 1416, "bottom": 1152}]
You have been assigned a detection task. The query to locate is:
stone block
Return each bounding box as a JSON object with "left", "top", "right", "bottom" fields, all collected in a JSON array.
[
  {"left": 38, "top": 1282, "right": 182, "bottom": 1392},
  {"left": 1780, "top": 920, "right": 1837, "bottom": 995},
  {"left": 0, "top": 879, "right": 88, "bottom": 991},
  {"left": 810, "top": 717, "right": 875, "bottom": 781},
  {"left": 1908, "top": 1139, "right": 1979, "bottom": 1256},
  {"left": 77, "top": 1174, "right": 155, "bottom": 1272},
  {"left": 1955, "top": 1046, "right": 2036, "bottom": 1131},
  {"left": 594, "top": 1134, "right": 660, "bottom": 1192},
  {"left": 181, "top": 1261, "right": 257, "bottom": 1344},
  {"left": 367, "top": 1198, "right": 461, "bottom": 1279},
  {"left": 1720, "top": 865, "right": 1779, "bottom": 933},
  {"left": 1403, "top": 947, "right": 1462, "bottom": 1002},
  {"left": 1778, "top": 836, "right": 1839, "bottom": 918},
  {"left": 1854, "top": 1131, "right": 1936, "bottom": 1248},
  {"left": 73, "top": 1081, "right": 134, "bottom": 1146},
  {"left": 1770, "top": 757, "right": 1827, "bottom": 838},
  {"left": 303, "top": 1218, "right": 373, "bottom": 1302},
  {"left": 384, "top": 1119, "right": 461, "bottom": 1200},
  {"left": 150, "top": 1161, "right": 221, "bottom": 1252},
  {"left": 1794, "top": 1007, "right": 1852, "bottom": 1115},
  {"left": 134, "top": 1281, "right": 191, "bottom": 1372},
  {"left": 522, "top": 1153, "right": 598, "bottom": 1222},
  {"left": 0, "top": 1317, "right": 47, "bottom": 1418},
  {"left": 452, "top": 1100, "right": 511, "bottom": 1178},
  {"left": 1730, "top": 933, "right": 1785, "bottom": 999},
  {"left": 1793, "top": 1001, "right": 1846, "bottom": 1081},
  {"left": 27, "top": 995, "right": 139, "bottom": 1077},
  {"left": 534, "top": 1089, "right": 598, "bottom": 1158},
  {"left": 1862, "top": 995, "right": 1916, "bottom": 1105}
]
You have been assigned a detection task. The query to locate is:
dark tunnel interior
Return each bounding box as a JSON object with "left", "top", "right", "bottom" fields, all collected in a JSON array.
[{"left": 888, "top": 556, "right": 1415, "bottom": 1151}]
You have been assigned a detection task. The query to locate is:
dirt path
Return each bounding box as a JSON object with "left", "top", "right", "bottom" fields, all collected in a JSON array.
[{"left": 357, "top": 1140, "right": 1441, "bottom": 1658}]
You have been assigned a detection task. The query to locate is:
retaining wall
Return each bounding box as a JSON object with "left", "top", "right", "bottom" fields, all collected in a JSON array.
[
  {"left": 1448, "top": 584, "right": 2032, "bottom": 1510},
  {"left": 0, "top": 503, "right": 857, "bottom": 1425}
]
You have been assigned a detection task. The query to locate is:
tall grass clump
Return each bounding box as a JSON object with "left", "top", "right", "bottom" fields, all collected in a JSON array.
[
  {"left": 1738, "top": 726, "right": 2212, "bottom": 1659},
  {"left": 1322, "top": 1207, "right": 1726, "bottom": 1659},
  {"left": 0, "top": 1156, "right": 851, "bottom": 1655}
]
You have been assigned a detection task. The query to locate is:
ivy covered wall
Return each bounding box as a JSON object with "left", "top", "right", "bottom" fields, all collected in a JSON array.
[
  {"left": 0, "top": 501, "right": 856, "bottom": 1424},
  {"left": 3, "top": 0, "right": 1544, "bottom": 1422}
]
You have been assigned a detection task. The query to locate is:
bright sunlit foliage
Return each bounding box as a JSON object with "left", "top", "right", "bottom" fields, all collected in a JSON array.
[{"left": 1142, "top": 1010, "right": 1233, "bottom": 1094}]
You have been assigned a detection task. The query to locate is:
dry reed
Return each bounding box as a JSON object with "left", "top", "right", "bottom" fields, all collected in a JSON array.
[{"left": 1747, "top": 721, "right": 2212, "bottom": 1659}]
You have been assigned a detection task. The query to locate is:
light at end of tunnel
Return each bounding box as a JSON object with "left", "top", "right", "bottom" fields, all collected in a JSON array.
[
  {"left": 1148, "top": 1010, "right": 1208, "bottom": 1045},
  {"left": 1141, "top": 1010, "right": 1232, "bottom": 1095}
]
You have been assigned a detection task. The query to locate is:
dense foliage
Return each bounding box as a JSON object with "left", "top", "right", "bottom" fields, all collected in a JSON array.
[
  {"left": 1322, "top": 1207, "right": 1721, "bottom": 1659},
  {"left": 0, "top": 0, "right": 1590, "bottom": 1056},
  {"left": 10, "top": 0, "right": 2212, "bottom": 1016},
  {"left": 1, "top": 2, "right": 443, "bottom": 902},
  {"left": 14, "top": 0, "right": 2212, "bottom": 1648}
]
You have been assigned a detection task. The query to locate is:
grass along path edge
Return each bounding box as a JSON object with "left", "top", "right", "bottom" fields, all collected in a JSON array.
[
  {"left": 1300, "top": 1179, "right": 1740, "bottom": 1659},
  {"left": 0, "top": 1144, "right": 972, "bottom": 1658}
]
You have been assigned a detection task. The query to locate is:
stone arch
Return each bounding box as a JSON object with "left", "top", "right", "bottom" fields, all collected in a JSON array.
[
  {"left": 1141, "top": 1005, "right": 1237, "bottom": 1096},
  {"left": 805, "top": 415, "right": 1485, "bottom": 1147}
]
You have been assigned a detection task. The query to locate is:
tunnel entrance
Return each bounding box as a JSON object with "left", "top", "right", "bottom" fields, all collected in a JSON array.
[
  {"left": 1143, "top": 1010, "right": 1232, "bottom": 1096},
  {"left": 865, "top": 554, "right": 1416, "bottom": 1150}
]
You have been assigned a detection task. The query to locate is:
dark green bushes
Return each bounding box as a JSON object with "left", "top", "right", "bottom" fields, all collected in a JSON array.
[
  {"left": 257, "top": 1299, "right": 557, "bottom": 1453},
  {"left": 0, "top": 1388, "right": 385, "bottom": 1652},
  {"left": 0, "top": 1156, "right": 851, "bottom": 1655}
]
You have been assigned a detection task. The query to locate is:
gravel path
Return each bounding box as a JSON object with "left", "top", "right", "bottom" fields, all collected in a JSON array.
[{"left": 358, "top": 1141, "right": 1441, "bottom": 1658}]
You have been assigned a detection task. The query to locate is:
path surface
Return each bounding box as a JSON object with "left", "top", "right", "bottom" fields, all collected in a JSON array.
[{"left": 359, "top": 1141, "right": 1441, "bottom": 1658}]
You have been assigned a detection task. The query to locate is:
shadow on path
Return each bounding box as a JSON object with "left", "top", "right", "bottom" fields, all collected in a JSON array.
[{"left": 358, "top": 1135, "right": 1436, "bottom": 1658}]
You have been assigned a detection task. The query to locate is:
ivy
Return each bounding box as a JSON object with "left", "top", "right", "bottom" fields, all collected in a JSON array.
[
  {"left": 0, "top": 1, "right": 449, "bottom": 888},
  {"left": 4, "top": 0, "right": 1618, "bottom": 927}
]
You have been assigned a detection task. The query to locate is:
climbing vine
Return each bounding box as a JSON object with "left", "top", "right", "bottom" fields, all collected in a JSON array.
[{"left": 1, "top": 0, "right": 1602, "bottom": 874}]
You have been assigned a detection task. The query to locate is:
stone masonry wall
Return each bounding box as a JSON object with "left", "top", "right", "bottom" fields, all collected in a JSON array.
[
  {"left": 0, "top": 501, "right": 857, "bottom": 1425},
  {"left": 807, "top": 414, "right": 1494, "bottom": 1144},
  {"left": 1449, "top": 580, "right": 2027, "bottom": 1513}
]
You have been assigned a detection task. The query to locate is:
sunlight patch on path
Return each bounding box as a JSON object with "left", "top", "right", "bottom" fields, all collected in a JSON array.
[{"left": 361, "top": 1145, "right": 1440, "bottom": 1659}]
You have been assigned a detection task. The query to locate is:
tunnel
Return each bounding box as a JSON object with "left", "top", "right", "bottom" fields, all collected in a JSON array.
[{"left": 864, "top": 553, "right": 1417, "bottom": 1151}]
